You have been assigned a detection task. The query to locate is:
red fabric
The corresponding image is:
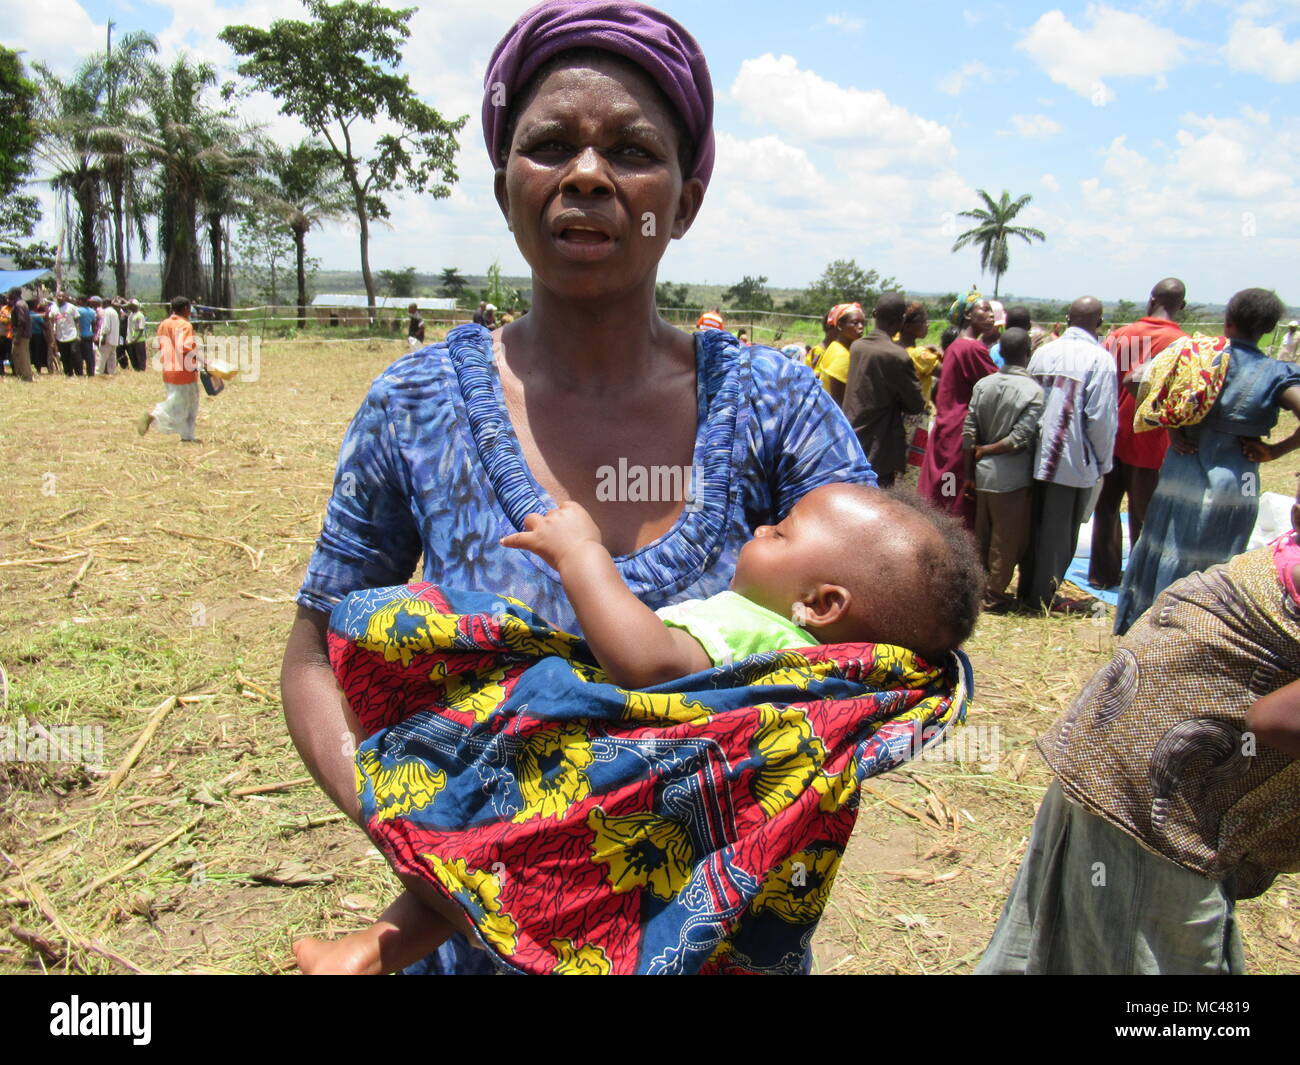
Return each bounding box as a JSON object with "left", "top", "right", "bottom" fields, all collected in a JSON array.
[
  {"left": 918, "top": 337, "right": 996, "bottom": 527},
  {"left": 1104, "top": 317, "right": 1186, "bottom": 469}
]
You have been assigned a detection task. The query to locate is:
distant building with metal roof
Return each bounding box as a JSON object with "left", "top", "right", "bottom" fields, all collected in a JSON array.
[{"left": 311, "top": 294, "right": 457, "bottom": 311}]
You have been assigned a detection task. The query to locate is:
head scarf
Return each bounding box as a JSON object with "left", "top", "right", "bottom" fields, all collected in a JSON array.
[
  {"left": 696, "top": 310, "right": 724, "bottom": 330},
  {"left": 483, "top": 0, "right": 715, "bottom": 189},
  {"left": 948, "top": 290, "right": 983, "bottom": 327},
  {"left": 825, "top": 303, "right": 862, "bottom": 330}
]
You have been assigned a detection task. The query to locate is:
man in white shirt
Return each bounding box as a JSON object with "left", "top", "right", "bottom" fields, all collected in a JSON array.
[
  {"left": 96, "top": 298, "right": 121, "bottom": 375},
  {"left": 1279, "top": 321, "right": 1300, "bottom": 363},
  {"left": 1019, "top": 296, "right": 1118, "bottom": 611},
  {"left": 51, "top": 293, "right": 80, "bottom": 376}
]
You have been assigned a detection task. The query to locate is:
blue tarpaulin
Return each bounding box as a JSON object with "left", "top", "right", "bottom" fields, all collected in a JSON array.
[{"left": 0, "top": 268, "right": 53, "bottom": 291}]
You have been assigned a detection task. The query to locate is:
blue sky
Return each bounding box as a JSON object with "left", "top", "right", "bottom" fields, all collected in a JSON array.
[{"left": 12, "top": 0, "right": 1300, "bottom": 305}]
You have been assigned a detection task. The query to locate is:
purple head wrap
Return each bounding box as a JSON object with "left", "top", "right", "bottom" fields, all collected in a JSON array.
[{"left": 482, "top": 0, "right": 715, "bottom": 189}]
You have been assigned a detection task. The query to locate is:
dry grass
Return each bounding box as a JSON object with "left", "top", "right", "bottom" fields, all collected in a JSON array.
[{"left": 1, "top": 341, "right": 1298, "bottom": 975}]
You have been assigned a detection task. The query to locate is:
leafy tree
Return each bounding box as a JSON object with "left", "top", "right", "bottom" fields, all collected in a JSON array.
[
  {"left": 1112, "top": 298, "right": 1138, "bottom": 324},
  {"left": 785, "top": 259, "right": 899, "bottom": 318},
  {"left": 234, "top": 207, "right": 300, "bottom": 305},
  {"left": 258, "top": 139, "right": 351, "bottom": 327},
  {"left": 221, "top": 0, "right": 467, "bottom": 321},
  {"left": 0, "top": 49, "right": 52, "bottom": 270},
  {"left": 950, "top": 189, "right": 1046, "bottom": 298},
  {"left": 379, "top": 266, "right": 418, "bottom": 297},
  {"left": 439, "top": 266, "right": 469, "bottom": 301},
  {"left": 481, "top": 260, "right": 510, "bottom": 308},
  {"left": 0, "top": 47, "right": 38, "bottom": 194},
  {"left": 655, "top": 280, "right": 689, "bottom": 307},
  {"left": 722, "top": 274, "right": 773, "bottom": 311}
]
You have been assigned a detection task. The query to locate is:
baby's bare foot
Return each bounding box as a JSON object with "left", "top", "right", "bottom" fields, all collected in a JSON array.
[{"left": 294, "top": 931, "right": 384, "bottom": 975}]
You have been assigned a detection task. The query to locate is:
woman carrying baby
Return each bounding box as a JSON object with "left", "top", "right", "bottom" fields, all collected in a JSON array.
[{"left": 282, "top": 0, "right": 877, "bottom": 974}]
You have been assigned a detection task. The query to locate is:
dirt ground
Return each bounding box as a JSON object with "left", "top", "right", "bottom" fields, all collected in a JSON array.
[{"left": 2, "top": 338, "right": 1298, "bottom": 975}]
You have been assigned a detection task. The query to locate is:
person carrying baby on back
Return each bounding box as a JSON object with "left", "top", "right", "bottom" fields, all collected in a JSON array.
[{"left": 295, "top": 482, "right": 983, "bottom": 974}]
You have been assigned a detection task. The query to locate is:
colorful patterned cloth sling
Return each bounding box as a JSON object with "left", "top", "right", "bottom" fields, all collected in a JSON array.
[
  {"left": 1133, "top": 332, "right": 1232, "bottom": 432},
  {"left": 329, "top": 583, "right": 973, "bottom": 975}
]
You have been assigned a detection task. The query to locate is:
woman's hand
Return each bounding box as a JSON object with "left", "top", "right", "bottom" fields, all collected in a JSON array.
[
  {"left": 1169, "top": 427, "right": 1199, "bottom": 455},
  {"left": 500, "top": 501, "right": 603, "bottom": 570},
  {"left": 1240, "top": 437, "right": 1275, "bottom": 463}
]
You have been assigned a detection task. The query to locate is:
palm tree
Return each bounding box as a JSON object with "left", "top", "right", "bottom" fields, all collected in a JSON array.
[
  {"left": 258, "top": 141, "right": 350, "bottom": 327},
  {"left": 33, "top": 61, "right": 106, "bottom": 295},
  {"left": 950, "top": 190, "right": 1046, "bottom": 298},
  {"left": 139, "top": 56, "right": 259, "bottom": 303},
  {"left": 88, "top": 27, "right": 157, "bottom": 296}
]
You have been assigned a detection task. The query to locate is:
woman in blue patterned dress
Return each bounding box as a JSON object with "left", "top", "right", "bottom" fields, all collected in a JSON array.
[
  {"left": 282, "top": 0, "right": 874, "bottom": 973},
  {"left": 1115, "top": 289, "right": 1300, "bottom": 635}
]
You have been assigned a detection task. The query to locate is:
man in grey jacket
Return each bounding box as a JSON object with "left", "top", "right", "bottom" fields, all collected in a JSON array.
[{"left": 1019, "top": 296, "right": 1117, "bottom": 611}]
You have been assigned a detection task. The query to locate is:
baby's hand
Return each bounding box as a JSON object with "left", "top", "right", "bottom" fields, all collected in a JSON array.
[{"left": 500, "top": 501, "right": 603, "bottom": 569}]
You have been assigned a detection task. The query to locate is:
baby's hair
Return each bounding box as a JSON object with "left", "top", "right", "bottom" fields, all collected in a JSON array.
[{"left": 879, "top": 485, "right": 984, "bottom": 656}]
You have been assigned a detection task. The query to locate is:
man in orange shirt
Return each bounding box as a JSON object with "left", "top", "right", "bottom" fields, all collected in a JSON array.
[
  {"left": 138, "top": 296, "right": 203, "bottom": 442},
  {"left": 1088, "top": 278, "right": 1187, "bottom": 588}
]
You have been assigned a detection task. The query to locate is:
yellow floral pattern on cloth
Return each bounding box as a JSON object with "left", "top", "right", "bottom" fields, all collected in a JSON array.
[
  {"left": 497, "top": 613, "right": 583, "bottom": 660},
  {"left": 865, "top": 643, "right": 940, "bottom": 689},
  {"left": 750, "top": 846, "right": 841, "bottom": 924},
  {"left": 513, "top": 722, "right": 595, "bottom": 822},
  {"left": 728, "top": 650, "right": 826, "bottom": 690},
  {"left": 358, "top": 600, "right": 462, "bottom": 668},
  {"left": 749, "top": 705, "right": 827, "bottom": 819},
  {"left": 811, "top": 760, "right": 860, "bottom": 812},
  {"left": 588, "top": 808, "right": 695, "bottom": 900},
  {"left": 619, "top": 688, "right": 713, "bottom": 726},
  {"left": 550, "top": 938, "right": 612, "bottom": 974},
  {"left": 356, "top": 747, "right": 447, "bottom": 822},
  {"left": 423, "top": 853, "right": 518, "bottom": 955},
  {"left": 441, "top": 664, "right": 516, "bottom": 723}
]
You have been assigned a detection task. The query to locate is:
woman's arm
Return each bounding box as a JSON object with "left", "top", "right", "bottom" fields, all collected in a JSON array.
[
  {"left": 826, "top": 375, "right": 846, "bottom": 408},
  {"left": 1241, "top": 385, "right": 1300, "bottom": 463},
  {"left": 501, "top": 503, "right": 711, "bottom": 687},
  {"left": 1246, "top": 676, "right": 1300, "bottom": 759},
  {"left": 281, "top": 606, "right": 364, "bottom": 824}
]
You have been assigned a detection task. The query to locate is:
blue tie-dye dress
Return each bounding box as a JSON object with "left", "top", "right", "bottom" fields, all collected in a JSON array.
[{"left": 1115, "top": 340, "right": 1300, "bottom": 635}]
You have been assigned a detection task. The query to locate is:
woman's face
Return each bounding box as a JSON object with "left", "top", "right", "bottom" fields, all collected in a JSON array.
[
  {"left": 837, "top": 309, "right": 866, "bottom": 345},
  {"left": 967, "top": 300, "right": 994, "bottom": 335},
  {"left": 496, "top": 56, "right": 704, "bottom": 303},
  {"left": 903, "top": 312, "right": 928, "bottom": 343}
]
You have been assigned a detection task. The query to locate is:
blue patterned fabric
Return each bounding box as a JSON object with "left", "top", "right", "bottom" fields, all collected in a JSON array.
[
  {"left": 298, "top": 324, "right": 876, "bottom": 634},
  {"left": 1115, "top": 341, "right": 1300, "bottom": 634}
]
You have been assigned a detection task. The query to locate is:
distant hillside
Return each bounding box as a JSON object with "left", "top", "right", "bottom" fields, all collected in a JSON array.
[{"left": 36, "top": 260, "right": 1254, "bottom": 318}]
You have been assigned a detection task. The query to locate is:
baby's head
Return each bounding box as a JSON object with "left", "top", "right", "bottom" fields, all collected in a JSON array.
[{"left": 731, "top": 483, "right": 983, "bottom": 661}]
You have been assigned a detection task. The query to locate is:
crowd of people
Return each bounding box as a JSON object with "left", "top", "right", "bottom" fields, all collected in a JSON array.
[
  {"left": 804, "top": 280, "right": 1299, "bottom": 629},
  {"left": 0, "top": 290, "right": 149, "bottom": 381}
]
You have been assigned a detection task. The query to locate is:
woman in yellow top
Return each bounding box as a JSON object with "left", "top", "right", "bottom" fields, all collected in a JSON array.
[
  {"left": 816, "top": 302, "right": 864, "bottom": 405},
  {"left": 901, "top": 301, "right": 940, "bottom": 406}
]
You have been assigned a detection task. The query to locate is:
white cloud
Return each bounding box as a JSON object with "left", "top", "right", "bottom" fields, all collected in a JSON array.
[
  {"left": 1010, "top": 114, "right": 1062, "bottom": 138},
  {"left": 1225, "top": 19, "right": 1300, "bottom": 82},
  {"left": 3, "top": 0, "right": 103, "bottom": 71},
  {"left": 730, "top": 54, "right": 955, "bottom": 159},
  {"left": 938, "top": 61, "right": 994, "bottom": 97},
  {"left": 820, "top": 13, "right": 865, "bottom": 33},
  {"left": 1041, "top": 173, "right": 1060, "bottom": 192},
  {"left": 1016, "top": 5, "right": 1193, "bottom": 103}
]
